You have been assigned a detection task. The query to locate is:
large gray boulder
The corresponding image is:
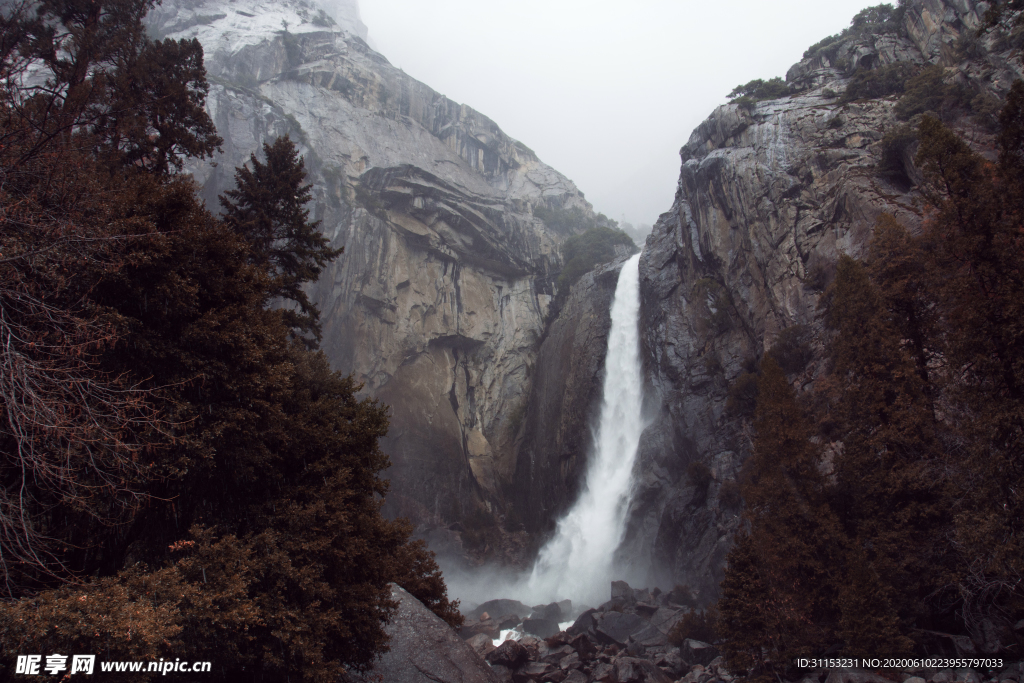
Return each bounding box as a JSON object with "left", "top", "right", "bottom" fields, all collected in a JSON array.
[{"left": 367, "top": 584, "right": 501, "bottom": 683}]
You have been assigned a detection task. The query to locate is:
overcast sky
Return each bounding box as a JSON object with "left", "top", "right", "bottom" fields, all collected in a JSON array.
[{"left": 356, "top": 0, "right": 883, "bottom": 227}]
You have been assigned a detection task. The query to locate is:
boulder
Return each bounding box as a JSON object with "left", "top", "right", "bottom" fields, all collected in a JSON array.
[
  {"left": 563, "top": 671, "right": 588, "bottom": 683},
  {"left": 650, "top": 607, "right": 684, "bottom": 634},
  {"left": 486, "top": 640, "right": 528, "bottom": 669},
  {"left": 567, "top": 608, "right": 598, "bottom": 636},
  {"left": 591, "top": 661, "right": 615, "bottom": 682},
  {"left": 569, "top": 632, "right": 597, "bottom": 660},
  {"left": 655, "top": 649, "right": 687, "bottom": 678},
  {"left": 531, "top": 602, "right": 564, "bottom": 621},
  {"left": 614, "top": 656, "right": 676, "bottom": 683},
  {"left": 368, "top": 584, "right": 501, "bottom": 683},
  {"left": 680, "top": 639, "right": 719, "bottom": 667},
  {"left": 611, "top": 580, "right": 635, "bottom": 602},
  {"left": 558, "top": 652, "right": 580, "bottom": 670},
  {"left": 472, "top": 599, "right": 532, "bottom": 621},
  {"left": 542, "top": 645, "right": 575, "bottom": 664},
  {"left": 595, "top": 612, "right": 650, "bottom": 646},
  {"left": 632, "top": 623, "right": 669, "bottom": 647},
  {"left": 522, "top": 617, "right": 560, "bottom": 639},
  {"left": 466, "top": 632, "right": 496, "bottom": 658},
  {"left": 511, "top": 661, "right": 554, "bottom": 682},
  {"left": 461, "top": 618, "right": 500, "bottom": 640}
]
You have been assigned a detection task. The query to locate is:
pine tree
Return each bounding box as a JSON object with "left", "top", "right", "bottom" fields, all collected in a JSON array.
[
  {"left": 718, "top": 357, "right": 844, "bottom": 678},
  {"left": 220, "top": 136, "right": 342, "bottom": 344},
  {"left": 912, "top": 89, "right": 1024, "bottom": 633},
  {"left": 823, "top": 254, "right": 949, "bottom": 649}
]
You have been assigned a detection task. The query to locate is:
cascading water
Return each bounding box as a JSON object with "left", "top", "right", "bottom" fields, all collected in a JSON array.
[{"left": 525, "top": 252, "right": 645, "bottom": 608}]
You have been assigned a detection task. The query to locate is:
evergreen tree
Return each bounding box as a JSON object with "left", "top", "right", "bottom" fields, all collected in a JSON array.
[
  {"left": 0, "top": 1, "right": 462, "bottom": 677},
  {"left": 718, "top": 357, "right": 844, "bottom": 678},
  {"left": 823, "top": 255, "right": 949, "bottom": 649},
  {"left": 220, "top": 136, "right": 342, "bottom": 344},
  {"left": 912, "top": 89, "right": 1024, "bottom": 632}
]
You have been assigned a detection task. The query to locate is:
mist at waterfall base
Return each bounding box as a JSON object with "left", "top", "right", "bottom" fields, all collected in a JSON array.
[{"left": 439, "top": 253, "right": 649, "bottom": 614}]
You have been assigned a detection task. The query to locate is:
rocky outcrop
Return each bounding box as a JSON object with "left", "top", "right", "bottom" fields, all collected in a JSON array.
[
  {"left": 147, "top": 0, "right": 598, "bottom": 527},
  {"left": 629, "top": 0, "right": 1024, "bottom": 598},
  {"left": 511, "top": 258, "right": 627, "bottom": 533},
  {"left": 358, "top": 584, "right": 501, "bottom": 683}
]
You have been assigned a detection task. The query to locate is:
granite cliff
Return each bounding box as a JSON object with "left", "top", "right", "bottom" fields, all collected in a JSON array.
[
  {"left": 628, "top": 0, "right": 1024, "bottom": 599},
  {"left": 147, "top": 0, "right": 603, "bottom": 530}
]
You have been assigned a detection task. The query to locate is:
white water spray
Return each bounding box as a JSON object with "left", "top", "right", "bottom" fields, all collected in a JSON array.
[{"left": 525, "top": 253, "right": 645, "bottom": 608}]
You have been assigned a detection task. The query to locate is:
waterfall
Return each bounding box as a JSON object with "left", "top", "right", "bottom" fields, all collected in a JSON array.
[{"left": 525, "top": 253, "right": 645, "bottom": 608}]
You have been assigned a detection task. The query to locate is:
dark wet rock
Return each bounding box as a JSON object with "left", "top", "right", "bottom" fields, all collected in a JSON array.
[
  {"left": 487, "top": 640, "right": 528, "bottom": 669},
  {"left": 567, "top": 608, "right": 598, "bottom": 636},
  {"left": 511, "top": 259, "right": 623, "bottom": 533},
  {"left": 563, "top": 671, "right": 588, "bottom": 683},
  {"left": 635, "top": 602, "right": 659, "bottom": 617},
  {"left": 467, "top": 632, "right": 496, "bottom": 658},
  {"left": 595, "top": 612, "right": 650, "bottom": 646},
  {"left": 626, "top": 637, "right": 646, "bottom": 657},
  {"left": 655, "top": 649, "right": 687, "bottom": 678},
  {"left": 599, "top": 597, "right": 630, "bottom": 613},
  {"left": 680, "top": 639, "right": 719, "bottom": 667},
  {"left": 545, "top": 632, "right": 572, "bottom": 647},
  {"left": 559, "top": 652, "right": 581, "bottom": 670},
  {"left": 461, "top": 617, "right": 500, "bottom": 640},
  {"left": 499, "top": 615, "right": 522, "bottom": 630},
  {"left": 611, "top": 580, "right": 636, "bottom": 602},
  {"left": 542, "top": 645, "right": 575, "bottom": 664},
  {"left": 367, "top": 584, "right": 501, "bottom": 683},
  {"left": 649, "top": 607, "right": 684, "bottom": 634},
  {"left": 472, "top": 599, "right": 532, "bottom": 621},
  {"left": 591, "top": 661, "right": 615, "bottom": 682},
  {"left": 569, "top": 633, "right": 597, "bottom": 660},
  {"left": 531, "top": 601, "right": 564, "bottom": 621},
  {"left": 633, "top": 623, "right": 669, "bottom": 647},
  {"left": 614, "top": 656, "right": 676, "bottom": 683},
  {"left": 512, "top": 660, "right": 554, "bottom": 682},
  {"left": 522, "top": 617, "right": 560, "bottom": 639}
]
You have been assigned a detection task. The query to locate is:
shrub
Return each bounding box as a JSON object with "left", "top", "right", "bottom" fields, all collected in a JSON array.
[
  {"left": 534, "top": 203, "right": 613, "bottom": 236},
  {"left": 719, "top": 480, "right": 743, "bottom": 509},
  {"left": 894, "top": 65, "right": 972, "bottom": 121},
  {"left": 878, "top": 123, "right": 917, "bottom": 185},
  {"left": 842, "top": 62, "right": 914, "bottom": 102},
  {"left": 767, "top": 324, "right": 813, "bottom": 375},
  {"left": 804, "top": 4, "right": 904, "bottom": 62},
  {"left": 727, "top": 371, "right": 759, "bottom": 417},
  {"left": 668, "top": 584, "right": 700, "bottom": 609},
  {"left": 556, "top": 225, "right": 637, "bottom": 294},
  {"left": 729, "top": 77, "right": 796, "bottom": 105}
]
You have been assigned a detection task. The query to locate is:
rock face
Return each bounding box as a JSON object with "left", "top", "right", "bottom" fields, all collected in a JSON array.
[
  {"left": 628, "top": 0, "right": 1024, "bottom": 598},
  {"left": 511, "top": 258, "right": 627, "bottom": 532},
  {"left": 365, "top": 584, "right": 500, "bottom": 683},
  {"left": 147, "top": 0, "right": 600, "bottom": 527}
]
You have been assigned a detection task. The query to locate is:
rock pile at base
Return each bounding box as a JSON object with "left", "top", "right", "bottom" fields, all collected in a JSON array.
[
  {"left": 458, "top": 582, "right": 1024, "bottom": 683},
  {"left": 458, "top": 580, "right": 709, "bottom": 683}
]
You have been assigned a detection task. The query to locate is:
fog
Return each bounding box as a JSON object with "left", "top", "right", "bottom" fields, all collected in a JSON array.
[{"left": 354, "top": 0, "right": 889, "bottom": 227}]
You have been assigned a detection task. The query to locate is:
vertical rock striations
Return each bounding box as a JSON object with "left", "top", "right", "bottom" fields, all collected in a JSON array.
[
  {"left": 631, "top": 0, "right": 1023, "bottom": 598},
  {"left": 147, "top": 0, "right": 600, "bottom": 528}
]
